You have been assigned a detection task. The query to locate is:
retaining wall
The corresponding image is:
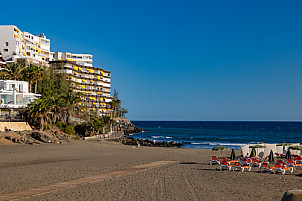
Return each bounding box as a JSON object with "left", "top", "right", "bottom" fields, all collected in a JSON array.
[{"left": 0, "top": 122, "right": 32, "bottom": 131}]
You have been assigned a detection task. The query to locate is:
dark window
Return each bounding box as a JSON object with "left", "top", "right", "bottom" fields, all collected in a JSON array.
[
  {"left": 5, "top": 42, "right": 9, "bottom": 46},
  {"left": 3, "top": 49, "right": 8, "bottom": 52}
]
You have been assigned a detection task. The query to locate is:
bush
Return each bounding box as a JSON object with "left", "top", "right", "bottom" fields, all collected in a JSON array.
[{"left": 55, "top": 122, "right": 75, "bottom": 135}]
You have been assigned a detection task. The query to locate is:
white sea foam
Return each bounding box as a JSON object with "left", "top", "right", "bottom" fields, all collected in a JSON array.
[
  {"left": 215, "top": 142, "right": 248, "bottom": 147},
  {"left": 151, "top": 136, "right": 164, "bottom": 139},
  {"left": 189, "top": 142, "right": 247, "bottom": 147}
]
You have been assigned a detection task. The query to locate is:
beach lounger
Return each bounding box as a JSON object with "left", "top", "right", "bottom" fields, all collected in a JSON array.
[
  {"left": 219, "top": 161, "right": 232, "bottom": 171},
  {"left": 287, "top": 159, "right": 302, "bottom": 170},
  {"left": 277, "top": 160, "right": 286, "bottom": 166},
  {"left": 250, "top": 159, "right": 262, "bottom": 167},
  {"left": 286, "top": 160, "right": 295, "bottom": 167},
  {"left": 221, "top": 157, "right": 228, "bottom": 162},
  {"left": 260, "top": 162, "right": 274, "bottom": 173},
  {"left": 273, "top": 164, "right": 293, "bottom": 174},
  {"left": 210, "top": 156, "right": 220, "bottom": 165},
  {"left": 240, "top": 158, "right": 251, "bottom": 166},
  {"left": 295, "top": 163, "right": 302, "bottom": 169},
  {"left": 232, "top": 162, "right": 251, "bottom": 172},
  {"left": 295, "top": 156, "right": 302, "bottom": 164}
]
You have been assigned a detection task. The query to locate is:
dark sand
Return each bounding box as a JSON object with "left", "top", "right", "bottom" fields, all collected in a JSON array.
[{"left": 0, "top": 141, "right": 301, "bottom": 201}]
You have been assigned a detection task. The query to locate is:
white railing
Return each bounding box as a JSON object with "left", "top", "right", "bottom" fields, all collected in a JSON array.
[{"left": 0, "top": 104, "right": 28, "bottom": 108}]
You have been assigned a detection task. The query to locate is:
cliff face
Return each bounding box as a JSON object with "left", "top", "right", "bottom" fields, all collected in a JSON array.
[
  {"left": 123, "top": 125, "right": 143, "bottom": 135},
  {"left": 114, "top": 118, "right": 144, "bottom": 136}
]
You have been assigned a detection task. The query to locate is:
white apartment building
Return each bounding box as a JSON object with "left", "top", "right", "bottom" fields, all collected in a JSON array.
[
  {"left": 52, "top": 52, "right": 93, "bottom": 67},
  {"left": 0, "top": 80, "right": 41, "bottom": 108},
  {"left": 0, "top": 25, "right": 51, "bottom": 66},
  {"left": 0, "top": 25, "right": 93, "bottom": 68}
]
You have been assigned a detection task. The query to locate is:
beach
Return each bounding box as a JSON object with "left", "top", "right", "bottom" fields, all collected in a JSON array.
[{"left": 0, "top": 141, "right": 301, "bottom": 201}]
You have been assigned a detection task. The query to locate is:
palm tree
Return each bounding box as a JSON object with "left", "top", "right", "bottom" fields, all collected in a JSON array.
[
  {"left": 0, "top": 70, "right": 9, "bottom": 80},
  {"left": 59, "top": 91, "right": 82, "bottom": 124},
  {"left": 108, "top": 97, "right": 121, "bottom": 118},
  {"left": 22, "top": 64, "right": 40, "bottom": 93},
  {"left": 25, "top": 97, "right": 56, "bottom": 130},
  {"left": 34, "top": 65, "right": 43, "bottom": 94},
  {"left": 1, "top": 63, "right": 25, "bottom": 80}
]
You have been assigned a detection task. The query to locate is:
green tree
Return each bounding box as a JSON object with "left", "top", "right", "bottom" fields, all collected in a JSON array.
[
  {"left": 25, "top": 91, "right": 81, "bottom": 130},
  {"left": 22, "top": 64, "right": 41, "bottom": 93},
  {"left": 108, "top": 89, "right": 128, "bottom": 118},
  {"left": 33, "top": 65, "right": 43, "bottom": 94},
  {"left": 37, "top": 65, "right": 70, "bottom": 97},
  {"left": 0, "top": 63, "right": 25, "bottom": 80},
  {"left": 58, "top": 91, "right": 82, "bottom": 124},
  {"left": 25, "top": 97, "right": 56, "bottom": 130},
  {"left": 24, "top": 65, "right": 81, "bottom": 130}
]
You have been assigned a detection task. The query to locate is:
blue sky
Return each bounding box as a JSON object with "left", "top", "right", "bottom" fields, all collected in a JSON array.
[{"left": 2, "top": 0, "right": 302, "bottom": 121}]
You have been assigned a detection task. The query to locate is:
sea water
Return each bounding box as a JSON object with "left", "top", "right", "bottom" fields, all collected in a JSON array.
[{"left": 130, "top": 121, "right": 302, "bottom": 150}]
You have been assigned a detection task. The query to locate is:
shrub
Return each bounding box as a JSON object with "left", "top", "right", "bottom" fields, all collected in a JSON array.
[{"left": 55, "top": 122, "right": 75, "bottom": 135}]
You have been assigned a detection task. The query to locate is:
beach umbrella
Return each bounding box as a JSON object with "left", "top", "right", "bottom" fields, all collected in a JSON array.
[
  {"left": 212, "top": 146, "right": 230, "bottom": 154},
  {"left": 249, "top": 145, "right": 266, "bottom": 157},
  {"left": 276, "top": 143, "right": 292, "bottom": 146},
  {"left": 269, "top": 150, "right": 275, "bottom": 162},
  {"left": 286, "top": 149, "right": 292, "bottom": 159},
  {"left": 249, "top": 145, "right": 266, "bottom": 148},
  {"left": 289, "top": 145, "right": 302, "bottom": 150},
  {"left": 230, "top": 148, "right": 236, "bottom": 160},
  {"left": 250, "top": 147, "right": 257, "bottom": 157},
  {"left": 277, "top": 143, "right": 292, "bottom": 155}
]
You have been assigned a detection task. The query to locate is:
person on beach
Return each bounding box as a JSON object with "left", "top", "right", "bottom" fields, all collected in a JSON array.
[
  {"left": 137, "top": 141, "right": 141, "bottom": 148},
  {"left": 153, "top": 138, "right": 156, "bottom": 144}
]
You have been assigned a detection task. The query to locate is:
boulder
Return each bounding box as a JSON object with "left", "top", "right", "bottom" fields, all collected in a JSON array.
[{"left": 30, "top": 131, "right": 53, "bottom": 143}]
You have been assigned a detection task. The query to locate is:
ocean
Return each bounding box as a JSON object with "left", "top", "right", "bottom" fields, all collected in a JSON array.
[{"left": 130, "top": 121, "right": 302, "bottom": 150}]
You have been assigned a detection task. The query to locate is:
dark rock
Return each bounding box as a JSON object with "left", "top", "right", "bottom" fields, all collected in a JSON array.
[
  {"left": 5, "top": 136, "right": 12, "bottom": 141},
  {"left": 30, "top": 132, "right": 53, "bottom": 143},
  {"left": 121, "top": 137, "right": 183, "bottom": 148}
]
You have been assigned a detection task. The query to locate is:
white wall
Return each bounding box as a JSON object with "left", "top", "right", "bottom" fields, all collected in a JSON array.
[{"left": 0, "top": 25, "right": 16, "bottom": 61}]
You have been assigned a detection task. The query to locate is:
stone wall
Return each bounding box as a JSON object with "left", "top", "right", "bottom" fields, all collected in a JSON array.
[{"left": 0, "top": 122, "right": 32, "bottom": 131}]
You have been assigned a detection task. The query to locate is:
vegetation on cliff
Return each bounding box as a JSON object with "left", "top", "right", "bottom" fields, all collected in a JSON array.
[{"left": 0, "top": 63, "right": 132, "bottom": 139}]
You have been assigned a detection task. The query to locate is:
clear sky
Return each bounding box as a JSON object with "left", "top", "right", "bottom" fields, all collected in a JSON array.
[{"left": 2, "top": 0, "right": 302, "bottom": 121}]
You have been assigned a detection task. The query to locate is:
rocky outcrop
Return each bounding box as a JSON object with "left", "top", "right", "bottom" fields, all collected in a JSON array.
[
  {"left": 122, "top": 137, "right": 183, "bottom": 148},
  {"left": 30, "top": 132, "right": 53, "bottom": 143},
  {"left": 123, "top": 124, "right": 144, "bottom": 135},
  {"left": 1, "top": 130, "right": 69, "bottom": 145}
]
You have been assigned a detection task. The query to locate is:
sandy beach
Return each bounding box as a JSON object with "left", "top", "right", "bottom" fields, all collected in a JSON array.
[{"left": 0, "top": 141, "right": 301, "bottom": 201}]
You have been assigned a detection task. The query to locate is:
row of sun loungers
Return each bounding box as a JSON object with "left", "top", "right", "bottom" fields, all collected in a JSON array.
[{"left": 210, "top": 156, "right": 302, "bottom": 174}]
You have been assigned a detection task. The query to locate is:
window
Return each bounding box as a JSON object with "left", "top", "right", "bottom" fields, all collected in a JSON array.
[
  {"left": 19, "top": 85, "right": 23, "bottom": 92},
  {"left": 5, "top": 42, "right": 8, "bottom": 46},
  {"left": 3, "top": 49, "right": 8, "bottom": 52}
]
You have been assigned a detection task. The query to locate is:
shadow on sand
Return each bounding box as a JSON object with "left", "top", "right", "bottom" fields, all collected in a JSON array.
[{"left": 180, "top": 162, "right": 198, "bottom": 165}]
